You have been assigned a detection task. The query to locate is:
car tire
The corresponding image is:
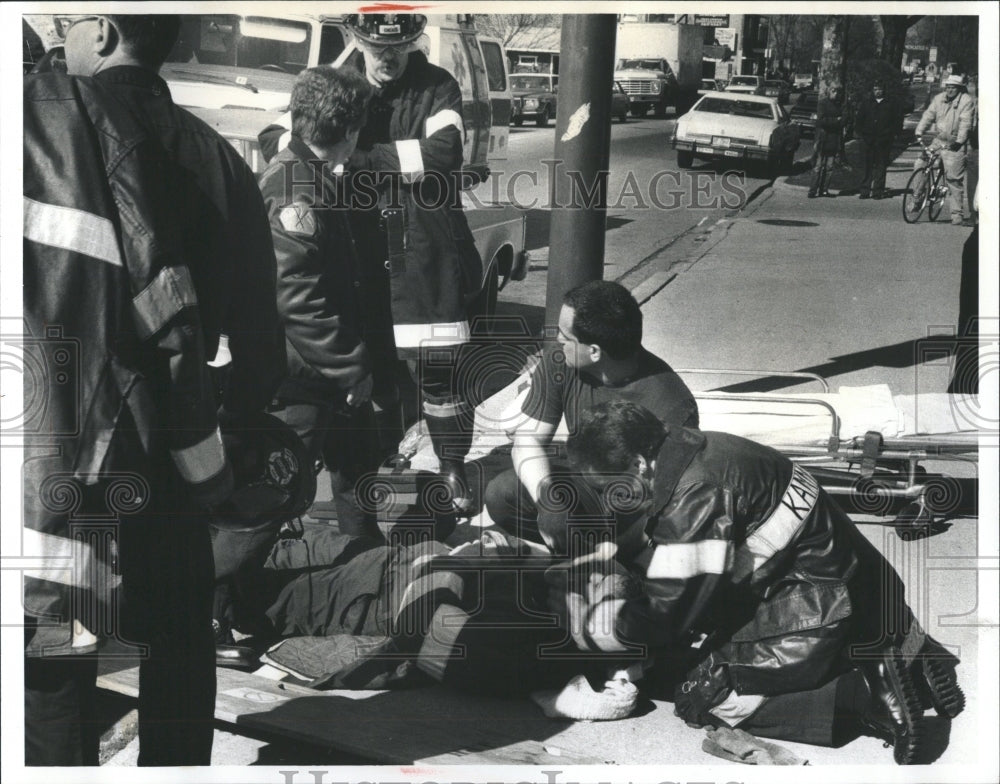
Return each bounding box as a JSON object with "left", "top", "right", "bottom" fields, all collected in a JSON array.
[
  {"left": 654, "top": 103, "right": 667, "bottom": 118},
  {"left": 513, "top": 117, "right": 523, "bottom": 127},
  {"left": 676, "top": 150, "right": 693, "bottom": 169},
  {"left": 536, "top": 107, "right": 550, "bottom": 127},
  {"left": 617, "top": 112, "right": 628, "bottom": 123},
  {"left": 630, "top": 105, "right": 646, "bottom": 118}
]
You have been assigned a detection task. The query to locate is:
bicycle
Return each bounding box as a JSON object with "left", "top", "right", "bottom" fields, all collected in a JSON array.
[{"left": 902, "top": 143, "right": 948, "bottom": 223}]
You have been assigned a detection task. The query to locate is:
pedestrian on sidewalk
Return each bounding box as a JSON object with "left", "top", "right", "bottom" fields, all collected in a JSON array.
[
  {"left": 854, "top": 80, "right": 899, "bottom": 200},
  {"left": 914, "top": 74, "right": 976, "bottom": 225},
  {"left": 808, "top": 86, "right": 844, "bottom": 198}
]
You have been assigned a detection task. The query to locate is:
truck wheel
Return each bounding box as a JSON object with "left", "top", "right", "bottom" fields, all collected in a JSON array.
[
  {"left": 513, "top": 117, "right": 523, "bottom": 127},
  {"left": 630, "top": 105, "right": 646, "bottom": 118},
  {"left": 536, "top": 107, "right": 550, "bottom": 127},
  {"left": 617, "top": 111, "right": 628, "bottom": 123},
  {"left": 654, "top": 103, "right": 667, "bottom": 118},
  {"left": 676, "top": 150, "right": 693, "bottom": 169}
]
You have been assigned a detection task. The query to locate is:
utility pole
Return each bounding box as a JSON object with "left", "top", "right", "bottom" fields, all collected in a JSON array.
[{"left": 544, "top": 15, "right": 617, "bottom": 325}]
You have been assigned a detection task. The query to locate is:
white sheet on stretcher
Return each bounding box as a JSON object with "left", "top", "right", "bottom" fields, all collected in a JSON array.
[{"left": 404, "top": 380, "right": 979, "bottom": 471}]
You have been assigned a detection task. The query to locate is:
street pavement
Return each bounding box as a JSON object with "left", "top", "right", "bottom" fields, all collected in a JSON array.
[{"left": 102, "top": 136, "right": 995, "bottom": 770}]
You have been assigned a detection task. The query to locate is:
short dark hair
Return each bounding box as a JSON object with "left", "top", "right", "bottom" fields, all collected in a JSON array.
[
  {"left": 563, "top": 280, "right": 642, "bottom": 360},
  {"left": 566, "top": 400, "right": 666, "bottom": 474},
  {"left": 290, "top": 67, "right": 372, "bottom": 148},
  {"left": 105, "top": 15, "right": 181, "bottom": 69}
]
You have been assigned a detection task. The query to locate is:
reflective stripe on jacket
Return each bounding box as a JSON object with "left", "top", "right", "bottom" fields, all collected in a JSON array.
[
  {"left": 612, "top": 428, "right": 907, "bottom": 696},
  {"left": 22, "top": 73, "right": 232, "bottom": 654}
]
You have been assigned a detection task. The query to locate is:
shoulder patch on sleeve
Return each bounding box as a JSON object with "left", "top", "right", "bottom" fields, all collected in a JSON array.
[{"left": 279, "top": 201, "right": 316, "bottom": 235}]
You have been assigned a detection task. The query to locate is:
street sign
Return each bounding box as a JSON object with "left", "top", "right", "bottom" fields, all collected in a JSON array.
[
  {"left": 694, "top": 14, "right": 729, "bottom": 28},
  {"left": 928, "top": 46, "right": 938, "bottom": 63},
  {"left": 715, "top": 27, "right": 737, "bottom": 48}
]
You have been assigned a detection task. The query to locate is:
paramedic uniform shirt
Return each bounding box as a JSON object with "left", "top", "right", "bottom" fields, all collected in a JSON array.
[{"left": 523, "top": 346, "right": 699, "bottom": 432}]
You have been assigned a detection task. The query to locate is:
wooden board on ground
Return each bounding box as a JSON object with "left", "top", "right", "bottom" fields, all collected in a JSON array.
[{"left": 97, "top": 666, "right": 606, "bottom": 765}]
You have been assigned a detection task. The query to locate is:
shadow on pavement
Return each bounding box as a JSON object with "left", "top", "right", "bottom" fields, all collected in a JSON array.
[
  {"left": 713, "top": 336, "right": 957, "bottom": 393},
  {"left": 524, "top": 208, "right": 633, "bottom": 253},
  {"left": 786, "top": 131, "right": 916, "bottom": 193}
]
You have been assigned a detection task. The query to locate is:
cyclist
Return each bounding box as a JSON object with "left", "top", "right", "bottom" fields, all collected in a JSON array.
[{"left": 913, "top": 74, "right": 976, "bottom": 226}]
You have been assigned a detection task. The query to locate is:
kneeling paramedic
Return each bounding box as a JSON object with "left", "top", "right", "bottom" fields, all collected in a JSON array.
[{"left": 554, "top": 400, "right": 965, "bottom": 765}]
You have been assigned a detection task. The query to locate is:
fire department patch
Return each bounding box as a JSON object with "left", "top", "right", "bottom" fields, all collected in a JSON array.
[{"left": 279, "top": 201, "right": 316, "bottom": 235}]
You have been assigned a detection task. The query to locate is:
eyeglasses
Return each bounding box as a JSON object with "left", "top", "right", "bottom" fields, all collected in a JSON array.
[{"left": 54, "top": 15, "right": 100, "bottom": 39}]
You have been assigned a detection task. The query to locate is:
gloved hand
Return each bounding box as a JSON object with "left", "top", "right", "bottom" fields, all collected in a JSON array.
[{"left": 673, "top": 653, "right": 731, "bottom": 728}]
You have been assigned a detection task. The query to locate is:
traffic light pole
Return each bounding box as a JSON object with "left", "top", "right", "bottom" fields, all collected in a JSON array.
[{"left": 544, "top": 15, "right": 618, "bottom": 326}]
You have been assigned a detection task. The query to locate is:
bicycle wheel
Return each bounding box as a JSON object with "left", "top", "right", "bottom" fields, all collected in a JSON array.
[
  {"left": 927, "top": 166, "right": 945, "bottom": 222},
  {"left": 902, "top": 168, "right": 929, "bottom": 223}
]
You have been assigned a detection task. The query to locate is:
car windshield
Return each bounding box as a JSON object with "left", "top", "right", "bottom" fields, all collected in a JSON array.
[
  {"left": 618, "top": 59, "right": 664, "bottom": 71},
  {"left": 795, "top": 93, "right": 819, "bottom": 108},
  {"left": 730, "top": 76, "right": 758, "bottom": 86},
  {"left": 166, "top": 15, "right": 312, "bottom": 74},
  {"left": 510, "top": 75, "right": 552, "bottom": 91},
  {"left": 695, "top": 97, "right": 775, "bottom": 120}
]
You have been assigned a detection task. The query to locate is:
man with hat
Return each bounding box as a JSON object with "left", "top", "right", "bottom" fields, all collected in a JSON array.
[
  {"left": 260, "top": 14, "right": 483, "bottom": 523},
  {"left": 854, "top": 79, "right": 901, "bottom": 200},
  {"left": 915, "top": 73, "right": 976, "bottom": 225}
]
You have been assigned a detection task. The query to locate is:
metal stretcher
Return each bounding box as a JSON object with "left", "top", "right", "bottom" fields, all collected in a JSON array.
[
  {"left": 397, "top": 366, "right": 979, "bottom": 540},
  {"left": 678, "top": 369, "right": 979, "bottom": 539}
]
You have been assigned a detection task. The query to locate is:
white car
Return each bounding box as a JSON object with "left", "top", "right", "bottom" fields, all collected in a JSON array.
[
  {"left": 671, "top": 92, "right": 801, "bottom": 175},
  {"left": 793, "top": 72, "right": 814, "bottom": 90},
  {"left": 725, "top": 75, "right": 764, "bottom": 95}
]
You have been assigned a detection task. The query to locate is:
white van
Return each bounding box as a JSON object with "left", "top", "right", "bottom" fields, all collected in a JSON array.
[{"left": 157, "top": 13, "right": 524, "bottom": 312}]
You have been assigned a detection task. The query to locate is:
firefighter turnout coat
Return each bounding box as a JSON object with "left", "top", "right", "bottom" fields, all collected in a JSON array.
[
  {"left": 260, "top": 52, "right": 482, "bottom": 359},
  {"left": 22, "top": 74, "right": 245, "bottom": 655},
  {"left": 576, "top": 428, "right": 913, "bottom": 713}
]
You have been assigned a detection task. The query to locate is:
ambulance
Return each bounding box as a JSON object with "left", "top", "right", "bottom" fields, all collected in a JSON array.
[{"left": 158, "top": 13, "right": 526, "bottom": 315}]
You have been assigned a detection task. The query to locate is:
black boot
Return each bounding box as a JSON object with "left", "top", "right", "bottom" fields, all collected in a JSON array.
[
  {"left": 912, "top": 634, "right": 965, "bottom": 718},
  {"left": 422, "top": 400, "right": 475, "bottom": 518},
  {"left": 213, "top": 618, "right": 259, "bottom": 670},
  {"left": 856, "top": 646, "right": 927, "bottom": 764}
]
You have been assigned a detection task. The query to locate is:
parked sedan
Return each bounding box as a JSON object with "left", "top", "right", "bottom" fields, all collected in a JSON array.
[
  {"left": 725, "top": 75, "right": 764, "bottom": 95},
  {"left": 789, "top": 91, "right": 819, "bottom": 136},
  {"left": 510, "top": 74, "right": 558, "bottom": 127},
  {"left": 764, "top": 79, "right": 791, "bottom": 105},
  {"left": 699, "top": 78, "right": 720, "bottom": 95},
  {"left": 672, "top": 92, "right": 800, "bottom": 175}
]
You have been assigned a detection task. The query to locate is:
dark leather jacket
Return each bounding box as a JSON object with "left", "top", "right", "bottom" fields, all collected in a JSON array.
[
  {"left": 608, "top": 428, "right": 907, "bottom": 697},
  {"left": 93, "top": 66, "right": 285, "bottom": 416},
  {"left": 260, "top": 52, "right": 482, "bottom": 360},
  {"left": 855, "top": 95, "right": 900, "bottom": 146},
  {"left": 258, "top": 137, "right": 370, "bottom": 404},
  {"left": 23, "top": 73, "right": 234, "bottom": 654}
]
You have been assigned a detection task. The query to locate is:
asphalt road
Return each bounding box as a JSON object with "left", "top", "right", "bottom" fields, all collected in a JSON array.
[
  {"left": 483, "top": 112, "right": 776, "bottom": 322},
  {"left": 490, "top": 81, "right": 932, "bottom": 326}
]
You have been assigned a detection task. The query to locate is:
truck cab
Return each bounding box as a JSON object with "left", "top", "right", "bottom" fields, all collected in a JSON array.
[
  {"left": 614, "top": 57, "right": 676, "bottom": 117},
  {"left": 613, "top": 22, "right": 704, "bottom": 117},
  {"left": 157, "top": 13, "right": 525, "bottom": 314}
]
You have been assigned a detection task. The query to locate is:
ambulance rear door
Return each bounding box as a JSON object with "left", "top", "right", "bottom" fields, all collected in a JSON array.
[{"left": 479, "top": 36, "right": 511, "bottom": 164}]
